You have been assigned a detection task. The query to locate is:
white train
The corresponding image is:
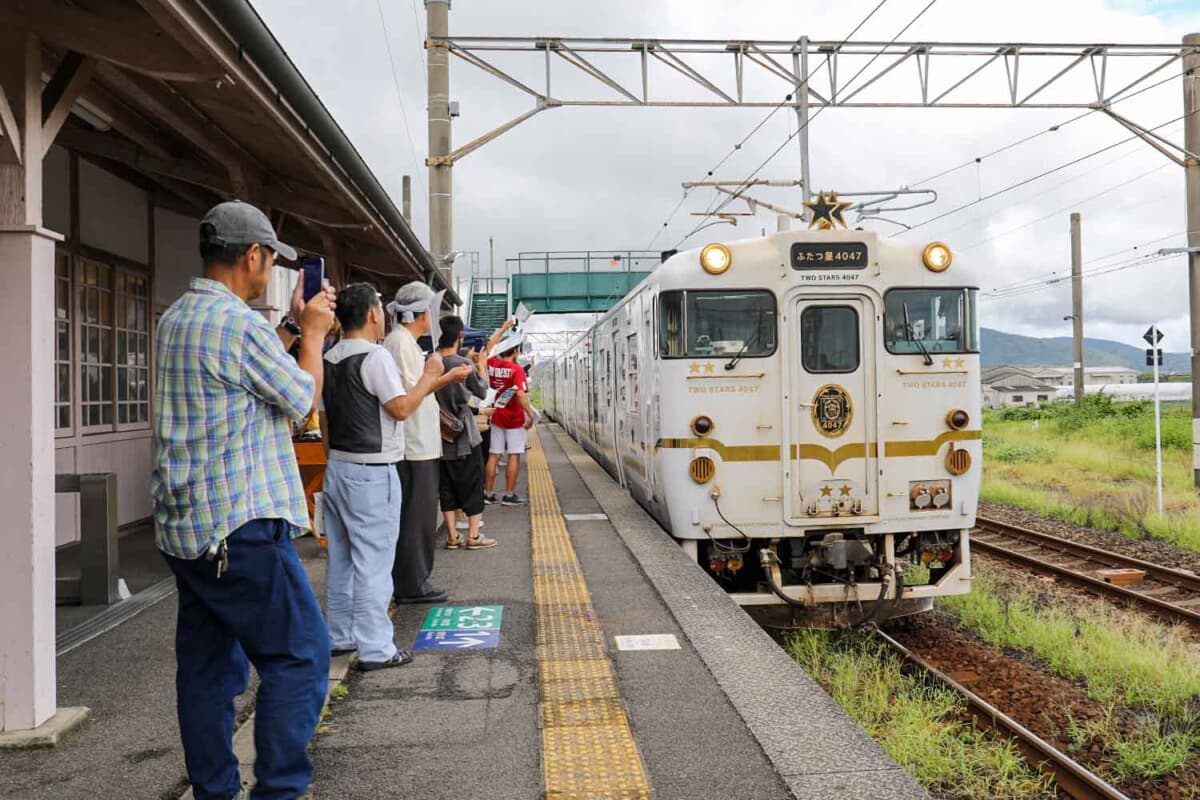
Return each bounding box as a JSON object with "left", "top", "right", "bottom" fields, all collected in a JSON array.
[{"left": 539, "top": 226, "right": 979, "bottom": 625}]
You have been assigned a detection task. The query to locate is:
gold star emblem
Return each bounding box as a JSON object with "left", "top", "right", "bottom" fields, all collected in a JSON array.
[
  {"left": 819, "top": 486, "right": 833, "bottom": 497},
  {"left": 689, "top": 362, "right": 701, "bottom": 374},
  {"left": 955, "top": 358, "right": 966, "bottom": 368},
  {"left": 839, "top": 485, "right": 853, "bottom": 497},
  {"left": 704, "top": 362, "right": 716, "bottom": 373},
  {"left": 941, "top": 357, "right": 953, "bottom": 368},
  {"left": 803, "top": 191, "right": 854, "bottom": 230}
]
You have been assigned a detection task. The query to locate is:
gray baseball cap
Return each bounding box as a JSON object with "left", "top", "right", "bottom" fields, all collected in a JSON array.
[{"left": 200, "top": 200, "right": 297, "bottom": 261}]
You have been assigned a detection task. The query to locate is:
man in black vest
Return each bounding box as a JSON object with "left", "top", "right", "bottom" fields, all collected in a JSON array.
[{"left": 319, "top": 284, "right": 470, "bottom": 670}]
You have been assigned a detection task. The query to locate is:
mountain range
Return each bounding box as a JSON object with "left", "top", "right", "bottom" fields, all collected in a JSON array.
[{"left": 981, "top": 328, "right": 1189, "bottom": 373}]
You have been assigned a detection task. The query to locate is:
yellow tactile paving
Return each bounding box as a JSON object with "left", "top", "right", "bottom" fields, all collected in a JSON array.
[{"left": 527, "top": 430, "right": 652, "bottom": 800}]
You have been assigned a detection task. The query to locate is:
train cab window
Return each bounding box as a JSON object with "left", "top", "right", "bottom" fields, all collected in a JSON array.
[
  {"left": 659, "top": 292, "right": 685, "bottom": 357},
  {"left": 659, "top": 289, "right": 777, "bottom": 358},
  {"left": 801, "top": 306, "right": 859, "bottom": 373},
  {"left": 884, "top": 288, "right": 980, "bottom": 355}
]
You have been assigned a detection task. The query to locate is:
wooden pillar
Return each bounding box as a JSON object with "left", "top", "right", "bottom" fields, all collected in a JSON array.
[{"left": 0, "top": 26, "right": 62, "bottom": 733}]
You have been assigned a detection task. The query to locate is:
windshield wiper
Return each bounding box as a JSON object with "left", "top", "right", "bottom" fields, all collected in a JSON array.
[
  {"left": 902, "top": 302, "right": 934, "bottom": 366},
  {"left": 725, "top": 327, "right": 763, "bottom": 370}
]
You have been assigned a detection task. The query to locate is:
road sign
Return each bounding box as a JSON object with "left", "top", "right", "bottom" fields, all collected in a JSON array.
[
  {"left": 1144, "top": 326, "right": 1164, "bottom": 345},
  {"left": 413, "top": 630, "right": 500, "bottom": 650},
  {"left": 1146, "top": 348, "right": 1163, "bottom": 367},
  {"left": 420, "top": 605, "right": 504, "bottom": 631}
]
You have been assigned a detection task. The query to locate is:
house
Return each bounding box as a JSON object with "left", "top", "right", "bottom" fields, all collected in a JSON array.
[
  {"left": 1, "top": 0, "right": 453, "bottom": 737},
  {"left": 981, "top": 364, "right": 1140, "bottom": 408}
]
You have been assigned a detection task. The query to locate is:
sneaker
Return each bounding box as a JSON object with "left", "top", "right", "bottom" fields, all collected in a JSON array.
[
  {"left": 354, "top": 649, "right": 415, "bottom": 672},
  {"left": 484, "top": 493, "right": 500, "bottom": 504},
  {"left": 502, "top": 493, "right": 527, "bottom": 506}
]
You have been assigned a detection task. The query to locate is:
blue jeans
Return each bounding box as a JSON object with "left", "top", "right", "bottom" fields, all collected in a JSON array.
[
  {"left": 322, "top": 460, "right": 402, "bottom": 662},
  {"left": 164, "top": 518, "right": 330, "bottom": 800}
]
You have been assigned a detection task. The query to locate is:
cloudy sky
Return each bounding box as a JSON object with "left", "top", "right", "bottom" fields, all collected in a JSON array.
[{"left": 250, "top": 0, "right": 1200, "bottom": 351}]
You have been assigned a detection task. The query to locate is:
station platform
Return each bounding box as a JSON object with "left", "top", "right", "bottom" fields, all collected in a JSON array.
[{"left": 0, "top": 425, "right": 928, "bottom": 800}]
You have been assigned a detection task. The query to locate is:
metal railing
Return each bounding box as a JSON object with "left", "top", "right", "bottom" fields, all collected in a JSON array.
[{"left": 55, "top": 473, "right": 121, "bottom": 606}]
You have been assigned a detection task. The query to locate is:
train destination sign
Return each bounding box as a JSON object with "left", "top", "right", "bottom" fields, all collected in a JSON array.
[{"left": 790, "top": 242, "right": 868, "bottom": 270}]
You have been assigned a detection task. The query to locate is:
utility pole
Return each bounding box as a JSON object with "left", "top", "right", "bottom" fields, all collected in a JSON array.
[
  {"left": 489, "top": 235, "right": 495, "bottom": 288},
  {"left": 426, "top": 0, "right": 452, "bottom": 288},
  {"left": 792, "top": 37, "right": 812, "bottom": 220},
  {"left": 1184, "top": 33, "right": 1200, "bottom": 490},
  {"left": 1070, "top": 212, "right": 1084, "bottom": 406}
]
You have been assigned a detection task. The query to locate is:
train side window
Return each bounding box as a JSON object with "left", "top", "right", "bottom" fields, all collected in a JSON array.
[
  {"left": 801, "top": 306, "right": 859, "bottom": 373},
  {"left": 659, "top": 291, "right": 685, "bottom": 357}
]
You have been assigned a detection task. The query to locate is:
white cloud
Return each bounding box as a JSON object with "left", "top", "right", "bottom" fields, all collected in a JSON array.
[{"left": 251, "top": 0, "right": 1200, "bottom": 348}]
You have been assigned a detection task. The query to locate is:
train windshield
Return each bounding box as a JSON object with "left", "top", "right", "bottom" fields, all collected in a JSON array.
[
  {"left": 659, "top": 289, "right": 777, "bottom": 358},
  {"left": 884, "top": 288, "right": 979, "bottom": 355}
]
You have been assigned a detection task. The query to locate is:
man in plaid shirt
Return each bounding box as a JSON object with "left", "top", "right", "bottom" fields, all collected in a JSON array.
[{"left": 151, "top": 201, "right": 335, "bottom": 800}]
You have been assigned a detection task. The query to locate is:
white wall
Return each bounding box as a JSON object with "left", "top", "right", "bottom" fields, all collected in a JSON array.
[
  {"left": 154, "top": 207, "right": 201, "bottom": 311},
  {"left": 79, "top": 158, "right": 148, "bottom": 264}
]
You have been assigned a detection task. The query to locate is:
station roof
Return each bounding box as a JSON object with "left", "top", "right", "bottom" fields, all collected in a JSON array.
[{"left": 11, "top": 0, "right": 454, "bottom": 301}]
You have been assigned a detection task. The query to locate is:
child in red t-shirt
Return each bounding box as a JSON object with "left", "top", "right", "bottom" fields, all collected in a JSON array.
[{"left": 485, "top": 343, "right": 535, "bottom": 505}]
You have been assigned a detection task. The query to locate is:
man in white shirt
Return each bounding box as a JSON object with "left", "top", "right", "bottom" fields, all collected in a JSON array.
[
  {"left": 384, "top": 282, "right": 471, "bottom": 603},
  {"left": 320, "top": 284, "right": 457, "bottom": 669}
]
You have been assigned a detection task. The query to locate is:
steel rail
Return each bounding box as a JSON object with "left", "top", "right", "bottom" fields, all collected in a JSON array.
[
  {"left": 973, "top": 516, "right": 1200, "bottom": 627},
  {"left": 876, "top": 631, "right": 1130, "bottom": 800}
]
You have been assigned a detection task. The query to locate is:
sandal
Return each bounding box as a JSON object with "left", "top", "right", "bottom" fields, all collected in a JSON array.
[
  {"left": 446, "top": 537, "right": 462, "bottom": 550},
  {"left": 465, "top": 535, "right": 497, "bottom": 550}
]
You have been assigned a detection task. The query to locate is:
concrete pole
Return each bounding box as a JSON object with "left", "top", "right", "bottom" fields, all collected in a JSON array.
[
  {"left": 0, "top": 29, "right": 59, "bottom": 733},
  {"left": 1070, "top": 212, "right": 1084, "bottom": 406},
  {"left": 1183, "top": 34, "right": 1200, "bottom": 490},
  {"left": 402, "top": 174, "right": 412, "bottom": 222},
  {"left": 426, "top": 0, "right": 452, "bottom": 288},
  {"left": 793, "top": 37, "right": 812, "bottom": 220}
]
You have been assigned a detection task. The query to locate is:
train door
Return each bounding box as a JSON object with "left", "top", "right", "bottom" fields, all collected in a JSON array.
[{"left": 788, "top": 296, "right": 879, "bottom": 520}]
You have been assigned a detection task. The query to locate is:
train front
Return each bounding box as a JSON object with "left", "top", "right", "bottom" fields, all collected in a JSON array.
[{"left": 656, "top": 216, "right": 979, "bottom": 626}]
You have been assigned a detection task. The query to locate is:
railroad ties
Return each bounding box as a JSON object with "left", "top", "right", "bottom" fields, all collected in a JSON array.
[{"left": 971, "top": 517, "right": 1200, "bottom": 628}]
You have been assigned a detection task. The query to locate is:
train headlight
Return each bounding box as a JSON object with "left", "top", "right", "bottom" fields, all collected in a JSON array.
[
  {"left": 691, "top": 414, "right": 715, "bottom": 436},
  {"left": 700, "top": 243, "right": 732, "bottom": 275},
  {"left": 945, "top": 409, "right": 970, "bottom": 430},
  {"left": 922, "top": 242, "right": 953, "bottom": 272}
]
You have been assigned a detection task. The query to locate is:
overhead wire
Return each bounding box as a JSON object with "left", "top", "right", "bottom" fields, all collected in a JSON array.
[
  {"left": 376, "top": 0, "right": 427, "bottom": 199},
  {"left": 908, "top": 68, "right": 1185, "bottom": 188},
  {"left": 674, "top": 0, "right": 942, "bottom": 249},
  {"left": 986, "top": 228, "right": 1197, "bottom": 296},
  {"left": 894, "top": 109, "right": 1196, "bottom": 238},
  {"left": 959, "top": 160, "right": 1173, "bottom": 252},
  {"left": 931, "top": 129, "right": 1173, "bottom": 244},
  {"left": 645, "top": 0, "right": 894, "bottom": 249},
  {"left": 987, "top": 251, "right": 1182, "bottom": 300}
]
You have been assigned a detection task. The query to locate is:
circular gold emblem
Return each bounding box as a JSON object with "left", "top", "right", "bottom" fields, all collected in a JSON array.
[{"left": 811, "top": 384, "right": 853, "bottom": 438}]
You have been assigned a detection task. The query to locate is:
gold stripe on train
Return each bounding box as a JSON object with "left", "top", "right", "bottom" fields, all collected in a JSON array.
[{"left": 654, "top": 430, "right": 981, "bottom": 466}]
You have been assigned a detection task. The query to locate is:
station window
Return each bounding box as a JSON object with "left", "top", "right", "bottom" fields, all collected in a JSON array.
[
  {"left": 658, "top": 289, "right": 776, "bottom": 359},
  {"left": 884, "top": 288, "right": 979, "bottom": 356},
  {"left": 56, "top": 255, "right": 152, "bottom": 434},
  {"left": 54, "top": 254, "right": 72, "bottom": 431},
  {"left": 801, "top": 306, "right": 859, "bottom": 373}
]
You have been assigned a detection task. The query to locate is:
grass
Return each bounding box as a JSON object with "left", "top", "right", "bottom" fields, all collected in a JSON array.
[
  {"left": 982, "top": 395, "right": 1200, "bottom": 552},
  {"left": 786, "top": 630, "right": 1052, "bottom": 800},
  {"left": 942, "top": 564, "right": 1200, "bottom": 780}
]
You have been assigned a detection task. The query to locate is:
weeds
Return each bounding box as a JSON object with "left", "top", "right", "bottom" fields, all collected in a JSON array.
[
  {"left": 943, "top": 565, "right": 1200, "bottom": 780},
  {"left": 981, "top": 402, "right": 1200, "bottom": 553},
  {"left": 787, "top": 630, "right": 1052, "bottom": 800}
]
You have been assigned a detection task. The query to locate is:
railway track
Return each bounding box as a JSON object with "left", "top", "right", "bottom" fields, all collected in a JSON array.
[
  {"left": 876, "top": 630, "right": 1129, "bottom": 800},
  {"left": 972, "top": 516, "right": 1200, "bottom": 628}
]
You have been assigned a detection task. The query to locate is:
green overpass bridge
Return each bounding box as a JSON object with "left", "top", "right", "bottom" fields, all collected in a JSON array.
[{"left": 467, "top": 251, "right": 660, "bottom": 334}]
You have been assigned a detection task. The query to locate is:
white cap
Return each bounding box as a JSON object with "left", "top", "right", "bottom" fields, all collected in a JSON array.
[{"left": 494, "top": 331, "right": 524, "bottom": 356}]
